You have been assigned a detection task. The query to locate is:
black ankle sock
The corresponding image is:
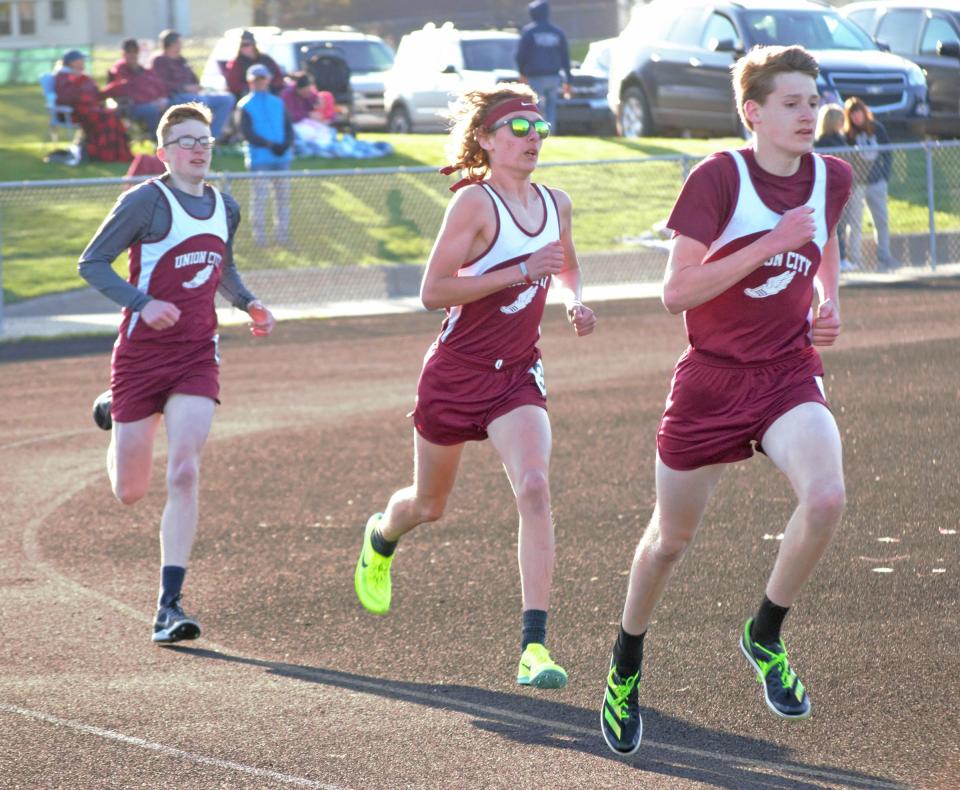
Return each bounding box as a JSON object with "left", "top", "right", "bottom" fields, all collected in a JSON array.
[
  {"left": 158, "top": 565, "right": 186, "bottom": 608},
  {"left": 521, "top": 609, "right": 548, "bottom": 649},
  {"left": 613, "top": 625, "right": 646, "bottom": 678},
  {"left": 751, "top": 595, "right": 790, "bottom": 647},
  {"left": 371, "top": 526, "right": 397, "bottom": 557}
]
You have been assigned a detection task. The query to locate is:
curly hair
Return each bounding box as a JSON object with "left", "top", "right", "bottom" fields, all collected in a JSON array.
[{"left": 443, "top": 83, "right": 540, "bottom": 182}]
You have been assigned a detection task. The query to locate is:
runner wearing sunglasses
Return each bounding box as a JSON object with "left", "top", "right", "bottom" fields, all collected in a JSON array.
[{"left": 354, "top": 84, "right": 596, "bottom": 689}]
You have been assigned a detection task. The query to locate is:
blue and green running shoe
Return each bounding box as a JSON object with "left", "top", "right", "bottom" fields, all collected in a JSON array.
[
  {"left": 739, "top": 618, "right": 811, "bottom": 719},
  {"left": 354, "top": 513, "right": 393, "bottom": 615},
  {"left": 516, "top": 643, "right": 567, "bottom": 689},
  {"left": 600, "top": 661, "right": 642, "bottom": 755}
]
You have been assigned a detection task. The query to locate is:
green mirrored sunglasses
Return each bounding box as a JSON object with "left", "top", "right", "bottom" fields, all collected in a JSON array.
[{"left": 489, "top": 116, "right": 551, "bottom": 139}]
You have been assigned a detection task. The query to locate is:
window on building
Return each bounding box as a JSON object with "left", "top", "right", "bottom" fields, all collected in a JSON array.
[
  {"left": 17, "top": 1, "right": 35, "bottom": 35},
  {"left": 0, "top": 3, "right": 12, "bottom": 36},
  {"left": 105, "top": 0, "right": 123, "bottom": 35},
  {"left": 51, "top": 0, "right": 66, "bottom": 22}
]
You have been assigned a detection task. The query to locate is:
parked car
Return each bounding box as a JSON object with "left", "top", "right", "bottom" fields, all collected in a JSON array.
[
  {"left": 560, "top": 38, "right": 617, "bottom": 135},
  {"left": 383, "top": 22, "right": 615, "bottom": 135},
  {"left": 842, "top": 1, "right": 960, "bottom": 137},
  {"left": 200, "top": 27, "right": 394, "bottom": 130},
  {"left": 607, "top": 0, "right": 930, "bottom": 139}
]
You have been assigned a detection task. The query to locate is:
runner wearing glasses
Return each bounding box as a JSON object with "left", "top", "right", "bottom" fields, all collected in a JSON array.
[
  {"left": 79, "top": 102, "right": 276, "bottom": 644},
  {"left": 353, "top": 84, "right": 596, "bottom": 688}
]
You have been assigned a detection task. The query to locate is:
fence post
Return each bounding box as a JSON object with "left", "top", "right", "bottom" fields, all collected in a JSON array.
[
  {"left": 221, "top": 171, "right": 231, "bottom": 194},
  {"left": 924, "top": 140, "right": 937, "bottom": 271}
]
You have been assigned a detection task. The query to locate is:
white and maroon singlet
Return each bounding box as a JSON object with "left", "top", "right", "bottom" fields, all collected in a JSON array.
[
  {"left": 678, "top": 150, "right": 832, "bottom": 365},
  {"left": 435, "top": 182, "right": 560, "bottom": 364},
  {"left": 118, "top": 179, "right": 229, "bottom": 347}
]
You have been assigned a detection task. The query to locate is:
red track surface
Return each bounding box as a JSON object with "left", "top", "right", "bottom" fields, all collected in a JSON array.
[{"left": 1, "top": 284, "right": 957, "bottom": 789}]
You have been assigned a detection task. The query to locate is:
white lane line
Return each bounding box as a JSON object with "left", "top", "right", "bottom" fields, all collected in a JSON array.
[
  {"left": 0, "top": 703, "right": 350, "bottom": 790},
  {"left": 0, "top": 429, "right": 90, "bottom": 451}
]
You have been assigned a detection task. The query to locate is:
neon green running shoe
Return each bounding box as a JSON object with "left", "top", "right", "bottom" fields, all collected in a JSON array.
[
  {"left": 740, "top": 618, "right": 811, "bottom": 719},
  {"left": 600, "top": 661, "right": 642, "bottom": 756},
  {"left": 354, "top": 513, "right": 393, "bottom": 615},
  {"left": 516, "top": 643, "right": 568, "bottom": 689}
]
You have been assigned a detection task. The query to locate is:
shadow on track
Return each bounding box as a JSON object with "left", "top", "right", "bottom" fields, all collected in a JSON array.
[{"left": 166, "top": 645, "right": 902, "bottom": 790}]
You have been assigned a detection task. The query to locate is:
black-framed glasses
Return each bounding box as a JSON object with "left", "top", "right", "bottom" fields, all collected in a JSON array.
[
  {"left": 164, "top": 135, "right": 216, "bottom": 150},
  {"left": 489, "top": 116, "right": 551, "bottom": 139}
]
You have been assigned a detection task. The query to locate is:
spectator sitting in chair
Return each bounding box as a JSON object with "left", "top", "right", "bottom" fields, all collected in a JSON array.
[
  {"left": 150, "top": 30, "right": 235, "bottom": 142},
  {"left": 226, "top": 30, "right": 285, "bottom": 101},
  {"left": 281, "top": 71, "right": 336, "bottom": 153},
  {"left": 54, "top": 49, "right": 132, "bottom": 163},
  {"left": 104, "top": 38, "right": 169, "bottom": 136},
  {"left": 238, "top": 64, "right": 293, "bottom": 246}
]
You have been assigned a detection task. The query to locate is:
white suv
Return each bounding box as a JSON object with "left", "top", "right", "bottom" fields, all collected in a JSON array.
[
  {"left": 200, "top": 27, "right": 395, "bottom": 130},
  {"left": 383, "top": 23, "right": 520, "bottom": 133}
]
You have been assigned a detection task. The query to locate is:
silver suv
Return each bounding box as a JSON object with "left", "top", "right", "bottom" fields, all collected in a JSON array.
[
  {"left": 383, "top": 23, "right": 520, "bottom": 133},
  {"left": 200, "top": 26, "right": 394, "bottom": 130}
]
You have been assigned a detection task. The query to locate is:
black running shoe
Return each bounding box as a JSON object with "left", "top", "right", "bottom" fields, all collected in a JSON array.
[
  {"left": 152, "top": 596, "right": 201, "bottom": 644},
  {"left": 600, "top": 660, "right": 642, "bottom": 755},
  {"left": 740, "top": 618, "right": 811, "bottom": 719},
  {"left": 92, "top": 389, "right": 113, "bottom": 431}
]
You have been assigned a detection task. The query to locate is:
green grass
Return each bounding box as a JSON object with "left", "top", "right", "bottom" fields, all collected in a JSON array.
[{"left": 2, "top": 82, "right": 958, "bottom": 306}]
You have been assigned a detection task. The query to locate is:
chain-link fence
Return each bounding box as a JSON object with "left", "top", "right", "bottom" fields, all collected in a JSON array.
[{"left": 2, "top": 142, "right": 959, "bottom": 334}]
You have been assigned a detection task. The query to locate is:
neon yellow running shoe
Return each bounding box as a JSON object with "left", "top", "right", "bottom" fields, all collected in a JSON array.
[
  {"left": 516, "top": 643, "right": 568, "bottom": 689},
  {"left": 354, "top": 513, "right": 393, "bottom": 615}
]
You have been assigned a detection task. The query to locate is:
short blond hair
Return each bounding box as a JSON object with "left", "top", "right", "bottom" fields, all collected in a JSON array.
[
  {"left": 732, "top": 45, "right": 819, "bottom": 131},
  {"left": 157, "top": 102, "right": 213, "bottom": 147},
  {"left": 443, "top": 83, "right": 540, "bottom": 182}
]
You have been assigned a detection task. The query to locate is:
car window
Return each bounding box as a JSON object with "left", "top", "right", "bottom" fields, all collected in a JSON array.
[
  {"left": 919, "top": 15, "right": 960, "bottom": 55},
  {"left": 742, "top": 10, "right": 875, "bottom": 50},
  {"left": 700, "top": 13, "right": 740, "bottom": 50},
  {"left": 300, "top": 40, "right": 394, "bottom": 73},
  {"left": 876, "top": 9, "right": 923, "bottom": 53},
  {"left": 667, "top": 7, "right": 710, "bottom": 46},
  {"left": 461, "top": 39, "right": 517, "bottom": 71}
]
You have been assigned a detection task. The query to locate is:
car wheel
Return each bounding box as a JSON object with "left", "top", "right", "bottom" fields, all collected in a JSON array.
[
  {"left": 388, "top": 105, "right": 412, "bottom": 134},
  {"left": 619, "top": 85, "right": 654, "bottom": 138}
]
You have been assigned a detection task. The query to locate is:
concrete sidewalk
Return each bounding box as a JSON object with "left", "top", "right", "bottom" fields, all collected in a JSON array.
[{"left": 2, "top": 265, "right": 956, "bottom": 343}]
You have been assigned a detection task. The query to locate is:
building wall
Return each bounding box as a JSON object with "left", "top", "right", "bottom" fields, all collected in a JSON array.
[
  {"left": 0, "top": 0, "right": 252, "bottom": 49},
  {"left": 277, "top": 0, "right": 622, "bottom": 43}
]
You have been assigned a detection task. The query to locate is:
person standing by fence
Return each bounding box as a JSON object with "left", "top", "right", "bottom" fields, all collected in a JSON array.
[
  {"left": 353, "top": 84, "right": 596, "bottom": 690},
  {"left": 238, "top": 64, "right": 294, "bottom": 247},
  {"left": 599, "top": 45, "right": 852, "bottom": 756},
  {"left": 843, "top": 97, "right": 900, "bottom": 272},
  {"left": 79, "top": 102, "right": 276, "bottom": 644},
  {"left": 814, "top": 103, "right": 853, "bottom": 272},
  {"left": 515, "top": 0, "right": 571, "bottom": 131}
]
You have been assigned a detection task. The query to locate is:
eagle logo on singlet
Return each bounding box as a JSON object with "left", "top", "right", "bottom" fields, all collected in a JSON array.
[
  {"left": 182, "top": 264, "right": 215, "bottom": 289},
  {"left": 744, "top": 270, "right": 796, "bottom": 299},
  {"left": 500, "top": 284, "right": 539, "bottom": 314}
]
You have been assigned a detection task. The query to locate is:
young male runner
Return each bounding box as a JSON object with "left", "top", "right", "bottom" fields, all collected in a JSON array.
[
  {"left": 354, "top": 84, "right": 596, "bottom": 688},
  {"left": 600, "top": 46, "right": 853, "bottom": 755},
  {"left": 80, "top": 102, "right": 275, "bottom": 643}
]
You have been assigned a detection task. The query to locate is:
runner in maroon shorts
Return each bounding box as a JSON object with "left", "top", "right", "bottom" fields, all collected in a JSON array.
[
  {"left": 353, "top": 83, "right": 596, "bottom": 689},
  {"left": 600, "top": 45, "right": 853, "bottom": 755},
  {"left": 79, "top": 102, "right": 276, "bottom": 644}
]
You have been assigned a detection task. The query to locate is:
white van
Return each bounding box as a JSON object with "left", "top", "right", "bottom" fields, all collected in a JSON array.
[
  {"left": 200, "top": 27, "right": 395, "bottom": 130},
  {"left": 383, "top": 23, "right": 520, "bottom": 133}
]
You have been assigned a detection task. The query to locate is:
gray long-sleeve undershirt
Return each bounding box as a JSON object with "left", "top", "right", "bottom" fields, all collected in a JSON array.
[{"left": 78, "top": 178, "right": 256, "bottom": 312}]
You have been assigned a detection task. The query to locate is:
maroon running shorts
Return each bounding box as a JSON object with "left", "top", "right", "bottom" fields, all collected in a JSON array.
[
  {"left": 413, "top": 343, "right": 547, "bottom": 446},
  {"left": 110, "top": 337, "right": 220, "bottom": 423},
  {"left": 657, "top": 346, "right": 828, "bottom": 471}
]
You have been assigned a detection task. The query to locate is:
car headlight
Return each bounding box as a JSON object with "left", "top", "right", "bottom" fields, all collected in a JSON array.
[{"left": 905, "top": 62, "right": 926, "bottom": 86}]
